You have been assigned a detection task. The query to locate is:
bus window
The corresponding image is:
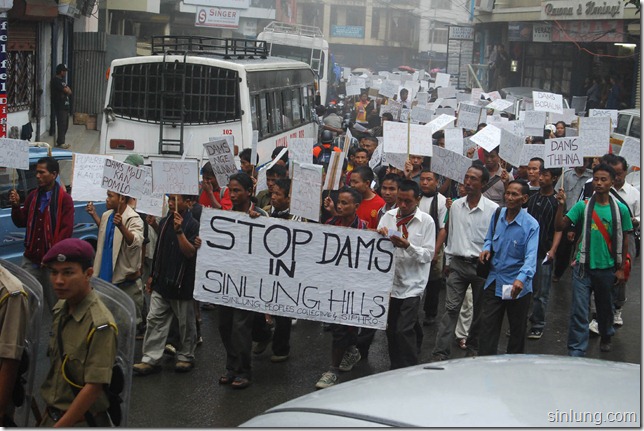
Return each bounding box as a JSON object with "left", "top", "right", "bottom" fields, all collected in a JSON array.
[
  {"left": 260, "top": 94, "right": 270, "bottom": 136},
  {"left": 271, "top": 91, "right": 283, "bottom": 133},
  {"left": 250, "top": 94, "right": 259, "bottom": 132},
  {"left": 291, "top": 89, "right": 302, "bottom": 125},
  {"left": 282, "top": 89, "right": 294, "bottom": 129},
  {"left": 629, "top": 116, "right": 640, "bottom": 139}
]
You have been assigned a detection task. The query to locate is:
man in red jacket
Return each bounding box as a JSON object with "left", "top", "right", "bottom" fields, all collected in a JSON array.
[{"left": 9, "top": 156, "right": 74, "bottom": 312}]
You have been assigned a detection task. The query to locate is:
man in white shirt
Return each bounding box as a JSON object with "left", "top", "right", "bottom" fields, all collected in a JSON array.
[
  {"left": 378, "top": 179, "right": 435, "bottom": 369},
  {"left": 432, "top": 162, "right": 499, "bottom": 361}
]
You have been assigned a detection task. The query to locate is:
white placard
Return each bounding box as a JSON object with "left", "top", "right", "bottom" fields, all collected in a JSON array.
[
  {"left": 532, "top": 91, "right": 564, "bottom": 114},
  {"left": 416, "top": 91, "right": 429, "bottom": 106},
  {"left": 250, "top": 130, "right": 259, "bottom": 168},
  {"left": 382, "top": 152, "right": 408, "bottom": 172},
  {"left": 470, "top": 124, "right": 502, "bottom": 152},
  {"left": 499, "top": 129, "right": 525, "bottom": 168},
  {"left": 136, "top": 166, "right": 165, "bottom": 217},
  {"left": 194, "top": 209, "right": 396, "bottom": 329},
  {"left": 566, "top": 127, "right": 579, "bottom": 137},
  {"left": 435, "top": 72, "right": 451, "bottom": 88},
  {"left": 544, "top": 137, "right": 584, "bottom": 168},
  {"left": 379, "top": 80, "right": 399, "bottom": 98},
  {"left": 434, "top": 108, "right": 456, "bottom": 117},
  {"left": 589, "top": 109, "right": 618, "bottom": 129},
  {"left": 151, "top": 159, "right": 200, "bottom": 195},
  {"left": 71, "top": 154, "right": 113, "bottom": 201},
  {"left": 426, "top": 114, "right": 456, "bottom": 135},
  {"left": 0, "top": 138, "right": 29, "bottom": 170},
  {"left": 486, "top": 99, "right": 514, "bottom": 112},
  {"left": 380, "top": 102, "right": 401, "bottom": 121},
  {"left": 288, "top": 138, "right": 314, "bottom": 167},
  {"left": 441, "top": 99, "right": 458, "bottom": 109},
  {"left": 204, "top": 139, "right": 237, "bottom": 188},
  {"left": 384, "top": 122, "right": 433, "bottom": 157},
  {"left": 411, "top": 106, "right": 433, "bottom": 124},
  {"left": 437, "top": 86, "right": 456, "bottom": 99},
  {"left": 322, "top": 151, "right": 344, "bottom": 191},
  {"left": 101, "top": 159, "right": 147, "bottom": 198},
  {"left": 507, "top": 120, "right": 525, "bottom": 137},
  {"left": 520, "top": 144, "right": 546, "bottom": 166},
  {"left": 255, "top": 147, "right": 288, "bottom": 193},
  {"left": 290, "top": 162, "right": 323, "bottom": 222},
  {"left": 548, "top": 109, "right": 577, "bottom": 125},
  {"left": 431, "top": 146, "right": 472, "bottom": 183},
  {"left": 457, "top": 103, "right": 483, "bottom": 131},
  {"left": 444, "top": 128, "right": 464, "bottom": 154},
  {"left": 430, "top": 98, "right": 444, "bottom": 111},
  {"left": 579, "top": 116, "right": 611, "bottom": 157},
  {"left": 346, "top": 84, "right": 361, "bottom": 96},
  {"left": 524, "top": 111, "right": 547, "bottom": 137},
  {"left": 343, "top": 67, "right": 351, "bottom": 79},
  {"left": 400, "top": 108, "right": 411, "bottom": 123},
  {"left": 471, "top": 88, "right": 483, "bottom": 102},
  {"left": 618, "top": 137, "right": 640, "bottom": 168}
]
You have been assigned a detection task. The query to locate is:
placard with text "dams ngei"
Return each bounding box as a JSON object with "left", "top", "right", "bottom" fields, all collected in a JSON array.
[{"left": 194, "top": 209, "right": 396, "bottom": 329}]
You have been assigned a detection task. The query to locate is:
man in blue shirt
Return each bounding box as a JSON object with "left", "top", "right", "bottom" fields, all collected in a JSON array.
[{"left": 478, "top": 180, "right": 539, "bottom": 356}]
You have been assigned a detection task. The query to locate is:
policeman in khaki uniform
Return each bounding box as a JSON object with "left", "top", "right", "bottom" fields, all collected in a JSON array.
[
  {"left": 0, "top": 264, "right": 29, "bottom": 426},
  {"left": 40, "top": 239, "right": 117, "bottom": 427}
]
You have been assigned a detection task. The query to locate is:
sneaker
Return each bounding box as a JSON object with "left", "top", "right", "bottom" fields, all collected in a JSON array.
[
  {"left": 528, "top": 328, "right": 543, "bottom": 339},
  {"left": 613, "top": 309, "right": 623, "bottom": 326},
  {"left": 338, "top": 348, "right": 361, "bottom": 372},
  {"left": 133, "top": 362, "right": 161, "bottom": 376},
  {"left": 57, "top": 143, "right": 71, "bottom": 149},
  {"left": 174, "top": 361, "right": 194, "bottom": 372},
  {"left": 270, "top": 354, "right": 289, "bottom": 363},
  {"left": 315, "top": 371, "right": 338, "bottom": 389},
  {"left": 589, "top": 319, "right": 600, "bottom": 335},
  {"left": 600, "top": 336, "right": 612, "bottom": 352},
  {"left": 196, "top": 336, "right": 203, "bottom": 346},
  {"left": 253, "top": 337, "right": 272, "bottom": 355},
  {"left": 164, "top": 344, "right": 177, "bottom": 355},
  {"left": 291, "top": 318, "right": 297, "bottom": 326}
]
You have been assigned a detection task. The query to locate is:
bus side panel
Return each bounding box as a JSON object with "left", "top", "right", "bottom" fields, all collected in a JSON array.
[{"left": 256, "top": 123, "right": 317, "bottom": 166}]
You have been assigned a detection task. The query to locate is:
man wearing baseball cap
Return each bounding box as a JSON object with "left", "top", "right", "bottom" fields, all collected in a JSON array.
[
  {"left": 39, "top": 238, "right": 117, "bottom": 427},
  {"left": 52, "top": 63, "right": 72, "bottom": 149}
]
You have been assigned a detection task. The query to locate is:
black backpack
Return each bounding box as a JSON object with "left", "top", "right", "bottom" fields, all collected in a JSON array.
[{"left": 313, "top": 142, "right": 339, "bottom": 165}]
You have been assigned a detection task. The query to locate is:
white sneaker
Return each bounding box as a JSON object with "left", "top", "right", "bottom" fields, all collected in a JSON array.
[
  {"left": 589, "top": 319, "right": 599, "bottom": 335},
  {"left": 315, "top": 371, "right": 338, "bottom": 389},
  {"left": 613, "top": 309, "right": 623, "bottom": 326},
  {"left": 338, "top": 348, "right": 361, "bottom": 372}
]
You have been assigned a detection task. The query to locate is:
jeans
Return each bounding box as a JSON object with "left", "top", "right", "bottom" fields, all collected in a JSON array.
[
  {"left": 568, "top": 265, "right": 616, "bottom": 357},
  {"left": 529, "top": 261, "right": 554, "bottom": 331}
]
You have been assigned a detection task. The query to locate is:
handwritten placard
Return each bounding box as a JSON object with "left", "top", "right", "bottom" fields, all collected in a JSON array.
[
  {"left": 384, "top": 121, "right": 433, "bottom": 157},
  {"left": 380, "top": 102, "right": 401, "bottom": 121},
  {"left": 250, "top": 130, "right": 259, "bottom": 168},
  {"left": 431, "top": 146, "right": 471, "bottom": 183},
  {"left": 0, "top": 138, "right": 29, "bottom": 170},
  {"left": 444, "top": 128, "right": 464, "bottom": 154},
  {"left": 411, "top": 106, "right": 433, "bottom": 124},
  {"left": 379, "top": 80, "right": 399, "bottom": 98},
  {"left": 72, "top": 153, "right": 113, "bottom": 201},
  {"left": 101, "top": 159, "right": 146, "bottom": 198},
  {"left": 194, "top": 209, "right": 396, "bottom": 329},
  {"left": 589, "top": 109, "right": 618, "bottom": 129},
  {"left": 204, "top": 139, "right": 237, "bottom": 188},
  {"left": 471, "top": 87, "right": 483, "bottom": 102},
  {"left": 435, "top": 72, "right": 451, "bottom": 88},
  {"left": 288, "top": 138, "right": 314, "bottom": 167},
  {"left": 486, "top": 99, "right": 514, "bottom": 112},
  {"left": 426, "top": 114, "right": 457, "bottom": 135},
  {"left": 579, "top": 116, "right": 611, "bottom": 157},
  {"left": 382, "top": 152, "right": 408, "bottom": 172},
  {"left": 437, "top": 86, "right": 456, "bottom": 99},
  {"left": 416, "top": 91, "right": 429, "bottom": 106},
  {"left": 532, "top": 91, "right": 564, "bottom": 114},
  {"left": 346, "top": 84, "right": 361, "bottom": 97},
  {"left": 151, "top": 159, "right": 199, "bottom": 195},
  {"left": 369, "top": 140, "right": 383, "bottom": 169},
  {"left": 520, "top": 143, "right": 546, "bottom": 166},
  {"left": 136, "top": 166, "right": 165, "bottom": 217},
  {"left": 470, "top": 124, "right": 502, "bottom": 152},
  {"left": 499, "top": 129, "right": 525, "bottom": 168},
  {"left": 457, "top": 103, "right": 483, "bottom": 131},
  {"left": 544, "top": 137, "right": 583, "bottom": 168},
  {"left": 549, "top": 108, "right": 577, "bottom": 126},
  {"left": 524, "top": 111, "right": 547, "bottom": 137},
  {"left": 290, "top": 162, "right": 323, "bottom": 222},
  {"left": 256, "top": 147, "right": 288, "bottom": 193},
  {"left": 618, "top": 137, "right": 640, "bottom": 168}
]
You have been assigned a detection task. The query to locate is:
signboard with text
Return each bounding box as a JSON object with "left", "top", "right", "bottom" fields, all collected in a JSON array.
[
  {"left": 540, "top": 0, "right": 624, "bottom": 21},
  {"left": 195, "top": 7, "right": 240, "bottom": 28}
]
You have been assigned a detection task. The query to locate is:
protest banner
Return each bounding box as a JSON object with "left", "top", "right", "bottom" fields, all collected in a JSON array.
[
  {"left": 619, "top": 137, "right": 640, "bottom": 168},
  {"left": 151, "top": 159, "right": 200, "bottom": 195},
  {"left": 378, "top": 80, "right": 399, "bottom": 98},
  {"left": 437, "top": 86, "right": 456, "bottom": 99},
  {"left": 288, "top": 138, "right": 314, "bottom": 167},
  {"left": 323, "top": 151, "right": 344, "bottom": 190},
  {"left": 470, "top": 124, "right": 502, "bottom": 152},
  {"left": 544, "top": 137, "right": 583, "bottom": 168},
  {"left": 579, "top": 116, "right": 611, "bottom": 157},
  {"left": 194, "top": 209, "right": 396, "bottom": 329},
  {"left": 101, "top": 158, "right": 146, "bottom": 198},
  {"left": 486, "top": 99, "right": 514, "bottom": 112},
  {"left": 345, "top": 84, "right": 361, "bottom": 97},
  {"left": 426, "top": 114, "right": 456, "bottom": 135},
  {"left": 589, "top": 109, "right": 618, "bottom": 129},
  {"left": 72, "top": 153, "right": 113, "bottom": 201},
  {"left": 524, "top": 110, "right": 547, "bottom": 137},
  {"left": 434, "top": 72, "right": 451, "bottom": 88},
  {"left": 0, "top": 138, "right": 29, "bottom": 170},
  {"left": 290, "top": 162, "right": 323, "bottom": 222},
  {"left": 499, "top": 129, "right": 525, "bottom": 168},
  {"left": 136, "top": 166, "right": 165, "bottom": 217},
  {"left": 382, "top": 152, "right": 408, "bottom": 171},
  {"left": 532, "top": 91, "right": 564, "bottom": 114},
  {"left": 456, "top": 103, "right": 483, "bottom": 131},
  {"left": 444, "top": 128, "right": 464, "bottom": 154},
  {"left": 383, "top": 121, "right": 433, "bottom": 157},
  {"left": 203, "top": 138, "right": 237, "bottom": 188},
  {"left": 519, "top": 143, "right": 545, "bottom": 166},
  {"left": 411, "top": 106, "right": 433, "bottom": 124},
  {"left": 430, "top": 146, "right": 471, "bottom": 183}
]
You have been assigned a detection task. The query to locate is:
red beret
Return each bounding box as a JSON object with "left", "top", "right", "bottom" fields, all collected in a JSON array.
[{"left": 42, "top": 238, "right": 95, "bottom": 266}]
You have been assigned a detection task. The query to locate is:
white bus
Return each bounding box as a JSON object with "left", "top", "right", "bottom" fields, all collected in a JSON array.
[
  {"left": 100, "top": 36, "right": 318, "bottom": 165},
  {"left": 257, "top": 21, "right": 329, "bottom": 105}
]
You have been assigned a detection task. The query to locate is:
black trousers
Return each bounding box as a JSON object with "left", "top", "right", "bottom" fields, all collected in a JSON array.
[
  {"left": 479, "top": 286, "right": 532, "bottom": 356},
  {"left": 272, "top": 315, "right": 292, "bottom": 356},
  {"left": 54, "top": 108, "right": 69, "bottom": 146},
  {"left": 386, "top": 296, "right": 421, "bottom": 370}
]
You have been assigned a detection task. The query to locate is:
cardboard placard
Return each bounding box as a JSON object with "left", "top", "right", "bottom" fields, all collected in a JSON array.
[
  {"left": 444, "top": 128, "right": 464, "bottom": 154},
  {"left": 383, "top": 121, "right": 433, "bottom": 157},
  {"left": 378, "top": 80, "right": 399, "bottom": 98},
  {"left": 71, "top": 153, "right": 113, "bottom": 201},
  {"left": 470, "top": 124, "right": 502, "bottom": 152},
  {"left": 411, "top": 106, "right": 433, "bottom": 124},
  {"left": 151, "top": 159, "right": 200, "bottom": 195},
  {"left": 589, "top": 109, "right": 618, "bottom": 129},
  {"left": 499, "top": 129, "right": 525, "bottom": 167},
  {"left": 544, "top": 137, "right": 583, "bottom": 168},
  {"left": 579, "top": 116, "right": 611, "bottom": 157},
  {"left": 101, "top": 158, "right": 147, "bottom": 198},
  {"left": 322, "top": 151, "right": 344, "bottom": 191},
  {"left": 532, "top": 91, "right": 564, "bottom": 114},
  {"left": 288, "top": 138, "right": 315, "bottom": 168},
  {"left": 431, "top": 146, "right": 471, "bottom": 183},
  {"left": 618, "top": 137, "right": 640, "bottom": 168},
  {"left": 520, "top": 143, "right": 546, "bottom": 166},
  {"left": 136, "top": 166, "right": 165, "bottom": 217},
  {"left": 0, "top": 139, "right": 29, "bottom": 170},
  {"left": 524, "top": 111, "right": 547, "bottom": 137},
  {"left": 290, "top": 162, "right": 323, "bottom": 222},
  {"left": 435, "top": 72, "right": 451, "bottom": 88},
  {"left": 204, "top": 138, "right": 237, "bottom": 188},
  {"left": 426, "top": 114, "right": 457, "bottom": 135},
  {"left": 456, "top": 103, "right": 483, "bottom": 131}
]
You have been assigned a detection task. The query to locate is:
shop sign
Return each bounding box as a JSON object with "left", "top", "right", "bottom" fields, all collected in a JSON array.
[
  {"left": 551, "top": 20, "right": 624, "bottom": 42},
  {"left": 533, "top": 23, "right": 552, "bottom": 42},
  {"left": 448, "top": 26, "right": 474, "bottom": 41},
  {"left": 541, "top": 0, "right": 624, "bottom": 20},
  {"left": 331, "top": 25, "right": 364, "bottom": 38},
  {"left": 508, "top": 22, "right": 532, "bottom": 41},
  {"left": 195, "top": 6, "right": 240, "bottom": 28}
]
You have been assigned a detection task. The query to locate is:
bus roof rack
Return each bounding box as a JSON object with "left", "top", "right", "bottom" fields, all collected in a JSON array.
[
  {"left": 262, "top": 21, "right": 325, "bottom": 38},
  {"left": 151, "top": 36, "right": 268, "bottom": 59}
]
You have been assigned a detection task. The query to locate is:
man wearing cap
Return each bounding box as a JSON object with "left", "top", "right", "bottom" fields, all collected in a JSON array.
[
  {"left": 9, "top": 156, "right": 74, "bottom": 312},
  {"left": 39, "top": 238, "right": 117, "bottom": 427},
  {"left": 52, "top": 64, "right": 72, "bottom": 149}
]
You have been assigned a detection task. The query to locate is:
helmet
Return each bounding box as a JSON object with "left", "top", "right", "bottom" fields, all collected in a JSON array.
[{"left": 321, "top": 130, "right": 334, "bottom": 144}]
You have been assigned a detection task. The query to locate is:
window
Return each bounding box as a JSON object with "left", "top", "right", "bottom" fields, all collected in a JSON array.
[
  {"left": 371, "top": 8, "right": 382, "bottom": 39},
  {"left": 110, "top": 62, "right": 241, "bottom": 124},
  {"left": 7, "top": 51, "right": 35, "bottom": 113},
  {"left": 629, "top": 116, "right": 640, "bottom": 139},
  {"left": 346, "top": 7, "right": 365, "bottom": 27},
  {"left": 615, "top": 114, "right": 631, "bottom": 135},
  {"left": 429, "top": 28, "right": 449, "bottom": 45}
]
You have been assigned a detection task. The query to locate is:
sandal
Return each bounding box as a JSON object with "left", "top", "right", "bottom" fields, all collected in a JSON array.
[
  {"left": 458, "top": 338, "right": 467, "bottom": 350},
  {"left": 218, "top": 372, "right": 235, "bottom": 385},
  {"left": 231, "top": 376, "right": 251, "bottom": 389}
]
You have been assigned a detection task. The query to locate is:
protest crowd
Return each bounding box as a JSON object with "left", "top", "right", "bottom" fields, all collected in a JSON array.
[{"left": 0, "top": 73, "right": 640, "bottom": 426}]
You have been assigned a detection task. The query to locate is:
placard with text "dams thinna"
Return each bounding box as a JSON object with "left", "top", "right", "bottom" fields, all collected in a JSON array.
[{"left": 194, "top": 209, "right": 396, "bottom": 329}]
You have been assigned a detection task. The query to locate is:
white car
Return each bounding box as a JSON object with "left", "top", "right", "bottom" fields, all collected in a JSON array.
[{"left": 241, "top": 355, "right": 640, "bottom": 427}]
